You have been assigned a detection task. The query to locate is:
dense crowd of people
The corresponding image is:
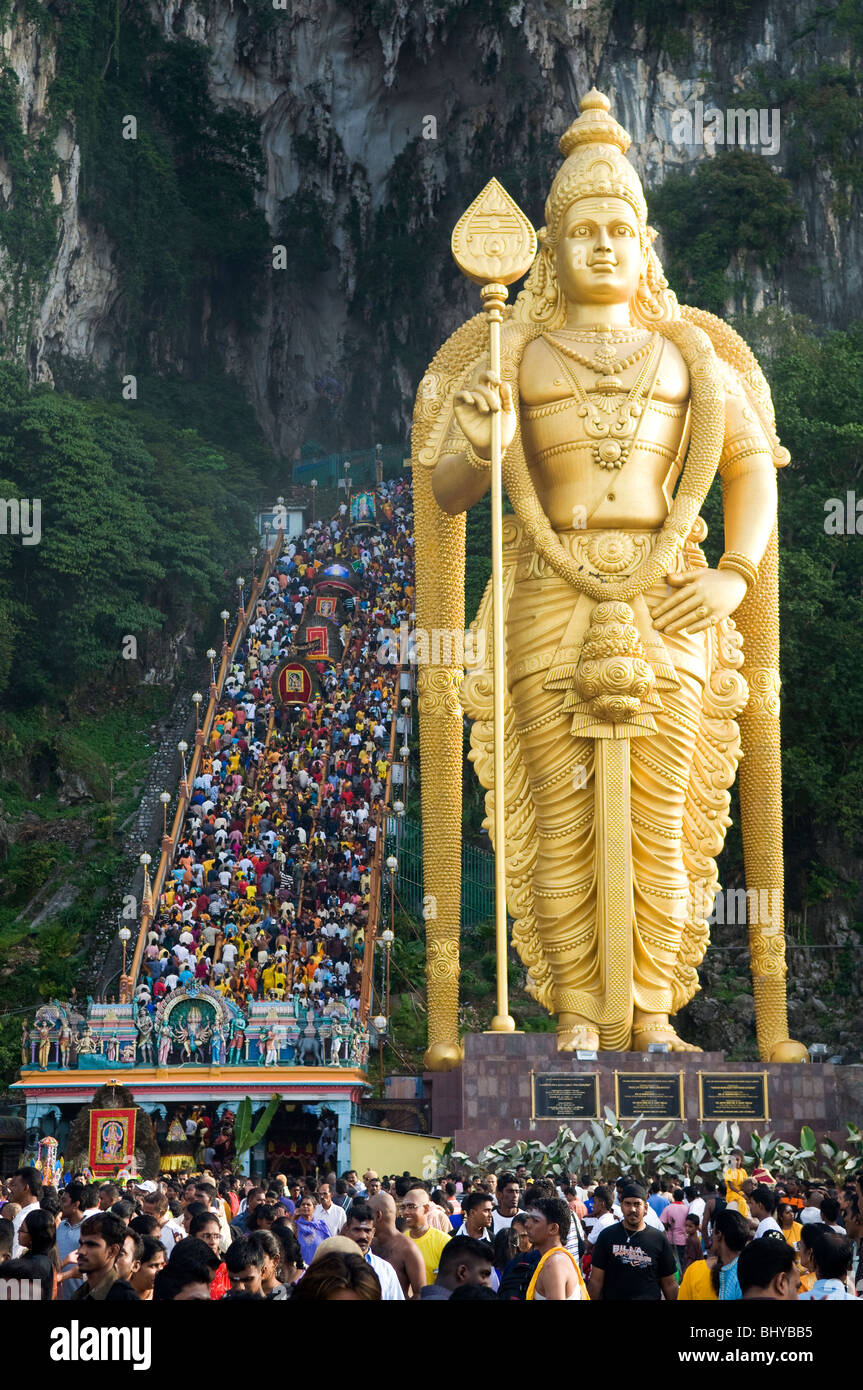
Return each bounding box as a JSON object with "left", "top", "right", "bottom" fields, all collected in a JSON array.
[
  {"left": 1, "top": 1158, "right": 860, "bottom": 1301},
  {"left": 132, "top": 480, "right": 413, "bottom": 1058},
  {"left": 5, "top": 476, "right": 859, "bottom": 1312}
]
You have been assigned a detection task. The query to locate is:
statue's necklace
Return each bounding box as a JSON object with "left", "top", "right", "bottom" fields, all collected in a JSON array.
[
  {"left": 553, "top": 325, "right": 646, "bottom": 343},
  {"left": 546, "top": 329, "right": 653, "bottom": 390},
  {"left": 543, "top": 333, "right": 662, "bottom": 470}
]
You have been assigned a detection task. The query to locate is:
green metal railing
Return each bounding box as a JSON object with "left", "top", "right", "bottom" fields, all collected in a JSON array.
[
  {"left": 384, "top": 815, "right": 494, "bottom": 930},
  {"left": 293, "top": 446, "right": 406, "bottom": 489}
]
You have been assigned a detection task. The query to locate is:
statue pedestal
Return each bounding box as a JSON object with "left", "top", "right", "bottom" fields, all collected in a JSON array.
[{"left": 425, "top": 1031, "right": 860, "bottom": 1153}]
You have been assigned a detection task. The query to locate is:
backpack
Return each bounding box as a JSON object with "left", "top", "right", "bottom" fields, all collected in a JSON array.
[{"left": 497, "top": 1250, "right": 541, "bottom": 1301}]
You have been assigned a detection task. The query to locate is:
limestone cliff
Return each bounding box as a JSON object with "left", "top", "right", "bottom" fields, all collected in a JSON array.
[{"left": 0, "top": 0, "right": 860, "bottom": 452}]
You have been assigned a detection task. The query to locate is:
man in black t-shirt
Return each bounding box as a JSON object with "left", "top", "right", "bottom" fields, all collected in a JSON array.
[{"left": 588, "top": 1182, "right": 678, "bottom": 1301}]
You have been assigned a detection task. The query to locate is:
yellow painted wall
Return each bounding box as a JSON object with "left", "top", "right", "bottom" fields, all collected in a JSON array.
[{"left": 349, "top": 1125, "right": 449, "bottom": 1181}]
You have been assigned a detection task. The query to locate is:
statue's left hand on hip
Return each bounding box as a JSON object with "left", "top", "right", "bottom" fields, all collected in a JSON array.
[{"left": 652, "top": 568, "right": 747, "bottom": 635}]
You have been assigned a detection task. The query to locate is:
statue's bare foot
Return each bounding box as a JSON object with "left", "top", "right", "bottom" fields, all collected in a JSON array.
[
  {"left": 631, "top": 1012, "right": 701, "bottom": 1052},
  {"left": 767, "top": 1038, "right": 809, "bottom": 1063},
  {"left": 557, "top": 1013, "right": 599, "bottom": 1052}
]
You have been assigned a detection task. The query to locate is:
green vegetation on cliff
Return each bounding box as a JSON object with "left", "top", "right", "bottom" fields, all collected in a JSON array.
[
  {"left": 648, "top": 151, "right": 800, "bottom": 315},
  {"left": 0, "top": 360, "right": 275, "bottom": 705},
  {"left": 0, "top": 691, "right": 168, "bottom": 1089},
  {"left": 0, "top": 1, "right": 269, "bottom": 362}
]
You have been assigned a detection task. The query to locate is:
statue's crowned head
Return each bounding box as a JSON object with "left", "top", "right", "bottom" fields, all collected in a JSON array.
[
  {"left": 545, "top": 88, "right": 647, "bottom": 244},
  {"left": 522, "top": 89, "right": 678, "bottom": 327}
]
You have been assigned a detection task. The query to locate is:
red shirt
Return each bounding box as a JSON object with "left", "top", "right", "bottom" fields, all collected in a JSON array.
[{"left": 210, "top": 1263, "right": 231, "bottom": 1300}]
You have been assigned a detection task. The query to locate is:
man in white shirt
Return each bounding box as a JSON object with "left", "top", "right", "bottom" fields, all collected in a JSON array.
[
  {"left": 687, "top": 1186, "right": 707, "bottom": 1228},
  {"left": 195, "top": 1180, "right": 232, "bottom": 1253},
  {"left": 56, "top": 1181, "right": 89, "bottom": 1299},
  {"left": 491, "top": 1176, "right": 524, "bottom": 1235},
  {"left": 750, "top": 1184, "right": 782, "bottom": 1238},
  {"left": 643, "top": 1202, "right": 665, "bottom": 1232},
  {"left": 585, "top": 1186, "right": 617, "bottom": 1246},
  {"left": 343, "top": 1205, "right": 404, "bottom": 1300},
  {"left": 141, "top": 1189, "right": 177, "bottom": 1254},
  {"left": 314, "top": 1181, "right": 347, "bottom": 1236},
  {"left": 8, "top": 1167, "right": 42, "bottom": 1256},
  {"left": 818, "top": 1195, "right": 846, "bottom": 1234}
]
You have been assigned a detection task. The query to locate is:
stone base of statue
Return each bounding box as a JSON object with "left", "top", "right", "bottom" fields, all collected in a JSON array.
[{"left": 425, "top": 1033, "right": 863, "bottom": 1153}]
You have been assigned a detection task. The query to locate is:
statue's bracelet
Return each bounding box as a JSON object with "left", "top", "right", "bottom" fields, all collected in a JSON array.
[
  {"left": 718, "top": 551, "right": 759, "bottom": 590},
  {"left": 464, "top": 440, "right": 492, "bottom": 472}
]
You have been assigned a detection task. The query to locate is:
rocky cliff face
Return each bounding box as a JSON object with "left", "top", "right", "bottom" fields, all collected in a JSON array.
[{"left": 1, "top": 0, "right": 860, "bottom": 450}]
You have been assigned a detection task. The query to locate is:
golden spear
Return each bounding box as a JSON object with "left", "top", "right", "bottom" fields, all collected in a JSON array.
[{"left": 451, "top": 179, "right": 536, "bottom": 1034}]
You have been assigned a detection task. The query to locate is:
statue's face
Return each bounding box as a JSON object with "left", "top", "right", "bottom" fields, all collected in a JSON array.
[{"left": 554, "top": 195, "right": 644, "bottom": 307}]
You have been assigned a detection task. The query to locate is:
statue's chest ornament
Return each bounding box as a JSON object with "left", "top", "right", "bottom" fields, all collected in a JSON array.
[{"left": 542, "top": 330, "right": 663, "bottom": 471}]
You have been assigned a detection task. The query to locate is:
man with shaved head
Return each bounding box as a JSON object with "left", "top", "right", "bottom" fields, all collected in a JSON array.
[
  {"left": 396, "top": 1187, "right": 451, "bottom": 1287},
  {"left": 369, "top": 1191, "right": 427, "bottom": 1298}
]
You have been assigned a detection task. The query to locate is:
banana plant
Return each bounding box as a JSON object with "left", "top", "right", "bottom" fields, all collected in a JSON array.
[
  {"left": 747, "top": 1130, "right": 798, "bottom": 1173},
  {"left": 442, "top": 1117, "right": 863, "bottom": 1185},
  {"left": 233, "top": 1093, "right": 282, "bottom": 1160},
  {"left": 817, "top": 1136, "right": 859, "bottom": 1186},
  {"left": 844, "top": 1122, "right": 862, "bottom": 1160},
  {"left": 545, "top": 1128, "right": 580, "bottom": 1177},
  {"left": 795, "top": 1126, "right": 817, "bottom": 1182}
]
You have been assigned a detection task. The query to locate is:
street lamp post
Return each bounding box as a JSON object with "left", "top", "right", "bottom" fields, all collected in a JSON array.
[
  {"left": 206, "top": 647, "right": 217, "bottom": 693},
  {"left": 177, "top": 741, "right": 189, "bottom": 796},
  {"left": 237, "top": 576, "right": 245, "bottom": 620},
  {"left": 383, "top": 845, "right": 397, "bottom": 1050},
  {"left": 311, "top": 478, "right": 318, "bottom": 523},
  {"left": 119, "top": 925, "right": 131, "bottom": 978},
  {"left": 159, "top": 790, "right": 171, "bottom": 838},
  {"left": 192, "top": 691, "right": 203, "bottom": 731},
  {"left": 220, "top": 609, "right": 231, "bottom": 649},
  {"left": 400, "top": 695, "right": 412, "bottom": 794},
  {"left": 251, "top": 545, "right": 258, "bottom": 578},
  {"left": 399, "top": 742, "right": 410, "bottom": 800},
  {"left": 372, "top": 1012, "right": 387, "bottom": 1093},
  {"left": 383, "top": 853, "right": 397, "bottom": 1028},
  {"left": 139, "top": 852, "right": 153, "bottom": 937}
]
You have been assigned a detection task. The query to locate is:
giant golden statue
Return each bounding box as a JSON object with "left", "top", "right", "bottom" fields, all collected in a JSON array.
[{"left": 413, "top": 91, "right": 807, "bottom": 1068}]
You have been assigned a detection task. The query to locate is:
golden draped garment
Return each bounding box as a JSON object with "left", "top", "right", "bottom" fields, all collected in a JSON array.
[{"left": 414, "top": 304, "right": 795, "bottom": 1063}]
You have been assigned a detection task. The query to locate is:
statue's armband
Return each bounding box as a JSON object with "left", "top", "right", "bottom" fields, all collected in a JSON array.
[{"left": 718, "top": 372, "right": 777, "bottom": 483}]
